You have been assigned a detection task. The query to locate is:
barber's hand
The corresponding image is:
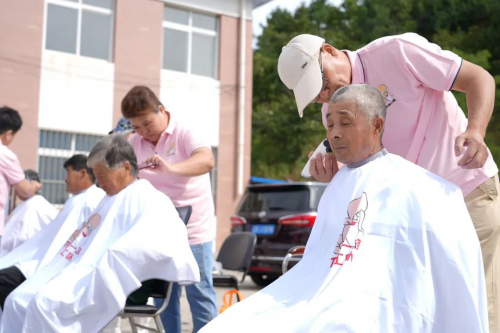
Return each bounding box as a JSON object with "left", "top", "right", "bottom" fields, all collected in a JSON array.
[
  {"left": 455, "top": 129, "right": 489, "bottom": 169},
  {"left": 309, "top": 152, "right": 338, "bottom": 183},
  {"left": 142, "top": 154, "right": 177, "bottom": 175}
]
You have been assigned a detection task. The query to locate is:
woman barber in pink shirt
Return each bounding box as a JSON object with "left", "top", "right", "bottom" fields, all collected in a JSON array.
[{"left": 121, "top": 86, "right": 217, "bottom": 333}]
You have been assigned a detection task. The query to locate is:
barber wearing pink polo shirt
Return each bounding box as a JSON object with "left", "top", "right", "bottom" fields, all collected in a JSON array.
[
  {"left": 278, "top": 33, "right": 500, "bottom": 331},
  {"left": 0, "top": 107, "right": 42, "bottom": 246},
  {"left": 121, "top": 86, "right": 217, "bottom": 333}
]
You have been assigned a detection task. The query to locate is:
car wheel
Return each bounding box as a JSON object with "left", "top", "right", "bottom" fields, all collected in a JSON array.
[{"left": 250, "top": 274, "right": 279, "bottom": 287}]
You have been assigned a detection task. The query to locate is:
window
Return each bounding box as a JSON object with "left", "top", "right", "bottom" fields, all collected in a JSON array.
[
  {"left": 163, "top": 6, "right": 219, "bottom": 79},
  {"left": 38, "top": 130, "right": 103, "bottom": 205},
  {"left": 45, "top": 0, "right": 114, "bottom": 61},
  {"left": 238, "top": 189, "right": 311, "bottom": 213}
]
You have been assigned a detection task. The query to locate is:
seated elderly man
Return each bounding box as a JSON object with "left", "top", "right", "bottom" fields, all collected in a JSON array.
[
  {"left": 201, "top": 85, "right": 488, "bottom": 333},
  {"left": 0, "top": 170, "right": 57, "bottom": 256},
  {"left": 0, "top": 155, "right": 104, "bottom": 311},
  {"left": 0, "top": 135, "right": 200, "bottom": 333}
]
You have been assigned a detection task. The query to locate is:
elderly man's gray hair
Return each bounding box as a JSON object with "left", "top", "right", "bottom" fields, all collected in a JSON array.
[
  {"left": 330, "top": 84, "right": 387, "bottom": 121},
  {"left": 87, "top": 134, "right": 139, "bottom": 177}
]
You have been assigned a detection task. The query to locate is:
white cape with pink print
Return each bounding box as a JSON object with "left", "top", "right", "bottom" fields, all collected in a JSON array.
[
  {"left": 201, "top": 153, "right": 488, "bottom": 333},
  {"left": 0, "top": 179, "right": 200, "bottom": 333}
]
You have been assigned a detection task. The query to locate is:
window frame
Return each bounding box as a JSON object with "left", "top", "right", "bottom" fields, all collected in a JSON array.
[
  {"left": 162, "top": 5, "right": 220, "bottom": 79},
  {"left": 37, "top": 129, "right": 103, "bottom": 206},
  {"left": 44, "top": 0, "right": 115, "bottom": 62}
]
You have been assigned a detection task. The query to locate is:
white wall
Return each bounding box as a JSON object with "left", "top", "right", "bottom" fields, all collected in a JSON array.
[
  {"left": 161, "top": 0, "right": 253, "bottom": 19},
  {"left": 38, "top": 50, "right": 114, "bottom": 135},
  {"left": 160, "top": 70, "right": 220, "bottom": 147}
]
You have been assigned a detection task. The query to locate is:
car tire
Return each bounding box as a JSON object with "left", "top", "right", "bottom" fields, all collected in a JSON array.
[{"left": 250, "top": 274, "right": 279, "bottom": 287}]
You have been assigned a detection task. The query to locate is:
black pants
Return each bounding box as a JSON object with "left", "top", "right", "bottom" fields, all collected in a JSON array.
[{"left": 0, "top": 266, "right": 26, "bottom": 310}]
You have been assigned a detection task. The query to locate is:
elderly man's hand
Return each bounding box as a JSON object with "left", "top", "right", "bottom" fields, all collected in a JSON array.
[
  {"left": 309, "top": 152, "right": 339, "bottom": 183},
  {"left": 455, "top": 129, "right": 489, "bottom": 169},
  {"left": 32, "top": 180, "right": 42, "bottom": 192}
]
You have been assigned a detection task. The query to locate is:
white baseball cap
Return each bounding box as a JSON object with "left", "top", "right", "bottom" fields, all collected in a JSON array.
[{"left": 278, "top": 34, "right": 325, "bottom": 117}]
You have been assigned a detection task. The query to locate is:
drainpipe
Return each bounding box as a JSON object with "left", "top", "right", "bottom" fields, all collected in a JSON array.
[{"left": 237, "top": 0, "right": 246, "bottom": 195}]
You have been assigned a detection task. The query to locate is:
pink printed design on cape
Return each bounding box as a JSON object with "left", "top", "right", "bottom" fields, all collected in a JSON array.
[
  {"left": 69, "top": 214, "right": 102, "bottom": 242},
  {"left": 61, "top": 214, "right": 102, "bottom": 262},
  {"left": 331, "top": 193, "right": 368, "bottom": 267}
]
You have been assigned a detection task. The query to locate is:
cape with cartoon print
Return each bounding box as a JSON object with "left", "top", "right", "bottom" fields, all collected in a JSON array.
[
  {"left": 0, "top": 185, "right": 105, "bottom": 278},
  {"left": 201, "top": 153, "right": 488, "bottom": 333},
  {"left": 0, "top": 179, "right": 200, "bottom": 333}
]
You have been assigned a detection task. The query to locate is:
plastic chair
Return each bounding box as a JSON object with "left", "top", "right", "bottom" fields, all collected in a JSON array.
[
  {"left": 213, "top": 232, "right": 256, "bottom": 292},
  {"left": 120, "top": 206, "right": 192, "bottom": 333}
]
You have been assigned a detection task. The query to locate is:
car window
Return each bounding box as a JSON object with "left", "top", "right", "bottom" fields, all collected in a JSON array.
[
  {"left": 239, "top": 188, "right": 310, "bottom": 212},
  {"left": 310, "top": 186, "right": 326, "bottom": 209}
]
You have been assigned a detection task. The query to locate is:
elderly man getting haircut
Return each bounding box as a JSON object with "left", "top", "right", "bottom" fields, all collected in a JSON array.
[
  {"left": 201, "top": 85, "right": 488, "bottom": 333},
  {"left": 0, "top": 135, "right": 200, "bottom": 333},
  {"left": 0, "top": 155, "right": 104, "bottom": 312},
  {"left": 0, "top": 170, "right": 57, "bottom": 256}
]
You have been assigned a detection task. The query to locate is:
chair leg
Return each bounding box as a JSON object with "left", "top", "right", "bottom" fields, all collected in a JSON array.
[
  {"left": 153, "top": 315, "right": 166, "bottom": 333},
  {"left": 129, "top": 317, "right": 139, "bottom": 333}
]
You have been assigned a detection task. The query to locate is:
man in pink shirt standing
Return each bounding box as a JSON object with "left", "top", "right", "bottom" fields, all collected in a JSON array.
[
  {"left": 0, "top": 107, "right": 42, "bottom": 246},
  {"left": 278, "top": 34, "right": 500, "bottom": 331},
  {"left": 121, "top": 86, "right": 217, "bottom": 333}
]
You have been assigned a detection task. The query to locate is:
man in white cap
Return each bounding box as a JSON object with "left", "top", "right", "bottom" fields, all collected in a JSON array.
[{"left": 277, "top": 33, "right": 500, "bottom": 332}]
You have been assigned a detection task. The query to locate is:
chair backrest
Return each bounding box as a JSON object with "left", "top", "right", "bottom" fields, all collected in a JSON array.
[
  {"left": 175, "top": 206, "right": 192, "bottom": 226},
  {"left": 126, "top": 279, "right": 169, "bottom": 305},
  {"left": 150, "top": 279, "right": 169, "bottom": 298},
  {"left": 216, "top": 232, "right": 256, "bottom": 272}
]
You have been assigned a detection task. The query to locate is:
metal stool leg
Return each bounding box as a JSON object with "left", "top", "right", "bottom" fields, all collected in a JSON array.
[
  {"left": 153, "top": 315, "right": 165, "bottom": 333},
  {"left": 129, "top": 317, "right": 139, "bottom": 333}
]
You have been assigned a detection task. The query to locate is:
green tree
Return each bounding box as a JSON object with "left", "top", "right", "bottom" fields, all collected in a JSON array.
[{"left": 252, "top": 0, "right": 500, "bottom": 179}]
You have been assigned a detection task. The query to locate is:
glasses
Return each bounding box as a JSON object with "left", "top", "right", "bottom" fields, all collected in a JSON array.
[{"left": 312, "top": 50, "right": 329, "bottom": 104}]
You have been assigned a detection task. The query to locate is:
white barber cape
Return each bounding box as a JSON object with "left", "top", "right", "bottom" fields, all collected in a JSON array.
[
  {"left": 0, "top": 185, "right": 105, "bottom": 279},
  {"left": 0, "top": 179, "right": 199, "bottom": 333},
  {"left": 201, "top": 152, "right": 488, "bottom": 333},
  {"left": 0, "top": 195, "right": 58, "bottom": 257}
]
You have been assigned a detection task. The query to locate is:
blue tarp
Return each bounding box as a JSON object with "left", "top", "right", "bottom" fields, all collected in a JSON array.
[{"left": 250, "top": 176, "right": 287, "bottom": 184}]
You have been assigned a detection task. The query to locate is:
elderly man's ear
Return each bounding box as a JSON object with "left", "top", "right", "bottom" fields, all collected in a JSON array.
[
  {"left": 372, "top": 117, "right": 385, "bottom": 135},
  {"left": 123, "top": 161, "right": 132, "bottom": 174}
]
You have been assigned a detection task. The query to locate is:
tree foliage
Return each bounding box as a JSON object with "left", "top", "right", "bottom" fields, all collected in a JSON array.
[{"left": 252, "top": 0, "right": 500, "bottom": 180}]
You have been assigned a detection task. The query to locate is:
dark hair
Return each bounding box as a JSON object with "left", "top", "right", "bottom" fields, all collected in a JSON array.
[
  {"left": 0, "top": 106, "right": 23, "bottom": 135},
  {"left": 121, "top": 86, "right": 161, "bottom": 119},
  {"left": 64, "top": 154, "right": 96, "bottom": 183},
  {"left": 24, "top": 169, "right": 41, "bottom": 183}
]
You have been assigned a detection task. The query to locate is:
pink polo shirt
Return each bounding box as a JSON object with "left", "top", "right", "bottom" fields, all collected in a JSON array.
[
  {"left": 0, "top": 140, "right": 25, "bottom": 236},
  {"left": 322, "top": 33, "right": 498, "bottom": 196},
  {"left": 129, "top": 116, "right": 215, "bottom": 245}
]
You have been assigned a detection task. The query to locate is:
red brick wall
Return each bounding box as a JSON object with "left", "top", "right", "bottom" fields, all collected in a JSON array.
[
  {"left": 113, "top": 0, "right": 163, "bottom": 122},
  {"left": 0, "top": 0, "right": 44, "bottom": 169},
  {"left": 216, "top": 16, "right": 253, "bottom": 249}
]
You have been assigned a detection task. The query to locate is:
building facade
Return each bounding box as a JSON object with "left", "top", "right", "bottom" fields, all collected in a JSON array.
[{"left": 0, "top": 0, "right": 262, "bottom": 248}]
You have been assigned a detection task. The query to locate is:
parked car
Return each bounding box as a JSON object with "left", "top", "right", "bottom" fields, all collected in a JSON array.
[{"left": 231, "top": 182, "right": 327, "bottom": 286}]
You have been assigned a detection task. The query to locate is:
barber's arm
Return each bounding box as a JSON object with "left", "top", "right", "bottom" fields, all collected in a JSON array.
[
  {"left": 142, "top": 147, "right": 214, "bottom": 177},
  {"left": 13, "top": 179, "right": 42, "bottom": 198},
  {"left": 451, "top": 60, "right": 496, "bottom": 169}
]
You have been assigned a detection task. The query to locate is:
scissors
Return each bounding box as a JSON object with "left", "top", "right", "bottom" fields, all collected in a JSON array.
[{"left": 138, "top": 163, "right": 156, "bottom": 170}]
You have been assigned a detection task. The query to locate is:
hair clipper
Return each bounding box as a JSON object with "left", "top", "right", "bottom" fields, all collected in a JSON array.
[{"left": 301, "top": 139, "right": 333, "bottom": 178}]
